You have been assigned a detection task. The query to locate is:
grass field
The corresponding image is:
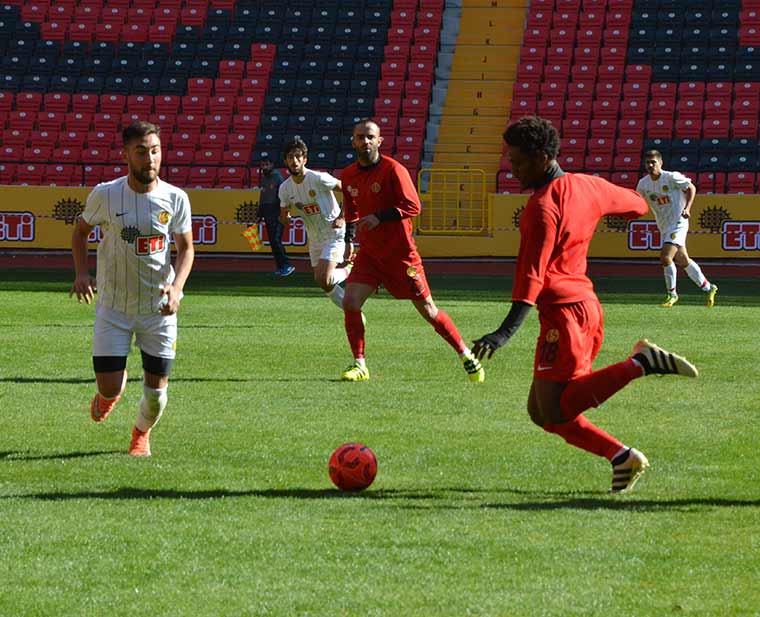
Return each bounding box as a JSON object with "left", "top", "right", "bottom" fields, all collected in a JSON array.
[{"left": 1, "top": 268, "right": 758, "bottom": 616}]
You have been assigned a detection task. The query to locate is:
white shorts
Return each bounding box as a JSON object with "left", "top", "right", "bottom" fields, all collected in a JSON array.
[
  {"left": 308, "top": 233, "right": 346, "bottom": 267},
  {"left": 661, "top": 218, "right": 689, "bottom": 247},
  {"left": 93, "top": 303, "right": 177, "bottom": 359}
]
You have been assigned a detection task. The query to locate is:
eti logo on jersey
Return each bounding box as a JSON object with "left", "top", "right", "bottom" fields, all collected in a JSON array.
[{"left": 136, "top": 234, "right": 166, "bottom": 255}]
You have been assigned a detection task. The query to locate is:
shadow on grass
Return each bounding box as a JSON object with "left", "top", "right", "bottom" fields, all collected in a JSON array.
[
  {"left": 5, "top": 484, "right": 759, "bottom": 510},
  {"left": 1, "top": 486, "right": 444, "bottom": 501},
  {"left": 0, "top": 450, "right": 122, "bottom": 461},
  {"left": 0, "top": 376, "right": 328, "bottom": 385}
]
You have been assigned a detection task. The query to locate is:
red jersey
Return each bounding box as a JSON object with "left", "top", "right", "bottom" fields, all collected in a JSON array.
[
  {"left": 341, "top": 155, "right": 420, "bottom": 259},
  {"left": 513, "top": 173, "right": 648, "bottom": 306}
]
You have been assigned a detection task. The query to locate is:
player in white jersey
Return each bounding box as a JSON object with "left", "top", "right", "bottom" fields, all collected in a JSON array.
[
  {"left": 70, "top": 121, "right": 195, "bottom": 456},
  {"left": 636, "top": 150, "right": 718, "bottom": 308},
  {"left": 278, "top": 137, "right": 356, "bottom": 310}
]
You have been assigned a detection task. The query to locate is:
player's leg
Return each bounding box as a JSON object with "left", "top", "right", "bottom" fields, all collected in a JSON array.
[
  {"left": 676, "top": 245, "right": 718, "bottom": 305},
  {"left": 130, "top": 314, "right": 177, "bottom": 456},
  {"left": 341, "top": 280, "right": 374, "bottom": 381},
  {"left": 532, "top": 300, "right": 647, "bottom": 491},
  {"left": 315, "top": 237, "right": 351, "bottom": 309},
  {"left": 660, "top": 243, "right": 679, "bottom": 306},
  {"left": 90, "top": 305, "right": 132, "bottom": 422},
  {"left": 265, "top": 215, "right": 292, "bottom": 276},
  {"left": 411, "top": 294, "right": 485, "bottom": 383}
]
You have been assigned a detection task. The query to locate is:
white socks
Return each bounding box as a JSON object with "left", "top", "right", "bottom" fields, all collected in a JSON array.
[
  {"left": 136, "top": 383, "right": 168, "bottom": 432},
  {"left": 328, "top": 267, "right": 349, "bottom": 287},
  {"left": 327, "top": 284, "right": 344, "bottom": 309},
  {"left": 663, "top": 263, "right": 677, "bottom": 293},
  {"left": 684, "top": 259, "right": 709, "bottom": 290}
]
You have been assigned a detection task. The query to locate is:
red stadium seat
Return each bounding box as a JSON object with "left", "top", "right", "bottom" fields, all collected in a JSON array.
[
  {"left": 16, "top": 164, "right": 45, "bottom": 185},
  {"left": 189, "top": 166, "right": 218, "bottom": 188},
  {"left": 731, "top": 117, "right": 759, "bottom": 138},
  {"left": 727, "top": 172, "right": 755, "bottom": 193},
  {"left": 44, "top": 93, "right": 71, "bottom": 113},
  {"left": 646, "top": 118, "right": 673, "bottom": 138},
  {"left": 216, "top": 167, "right": 247, "bottom": 188},
  {"left": 8, "top": 111, "right": 37, "bottom": 132},
  {"left": 166, "top": 166, "right": 190, "bottom": 186},
  {"left": 83, "top": 165, "right": 104, "bottom": 186},
  {"left": 53, "top": 146, "right": 83, "bottom": 163},
  {"left": 2, "top": 128, "right": 28, "bottom": 147},
  {"left": 37, "top": 112, "right": 65, "bottom": 132},
  {"left": 23, "top": 146, "right": 52, "bottom": 161},
  {"left": 0, "top": 145, "right": 23, "bottom": 162},
  {"left": 182, "top": 95, "right": 208, "bottom": 115},
  {"left": 45, "top": 164, "right": 77, "bottom": 185},
  {"left": 674, "top": 117, "right": 701, "bottom": 138},
  {"left": 0, "top": 163, "right": 17, "bottom": 184},
  {"left": 613, "top": 154, "right": 640, "bottom": 171}
]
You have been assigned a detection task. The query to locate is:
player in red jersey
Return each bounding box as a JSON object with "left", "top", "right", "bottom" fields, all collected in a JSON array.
[
  {"left": 339, "top": 118, "right": 485, "bottom": 383},
  {"left": 473, "top": 116, "right": 699, "bottom": 492}
]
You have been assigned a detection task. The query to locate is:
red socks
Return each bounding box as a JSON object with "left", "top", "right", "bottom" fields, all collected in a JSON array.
[
  {"left": 544, "top": 415, "right": 623, "bottom": 460},
  {"left": 560, "top": 358, "right": 643, "bottom": 421},
  {"left": 344, "top": 310, "right": 365, "bottom": 359},
  {"left": 431, "top": 310, "right": 466, "bottom": 354}
]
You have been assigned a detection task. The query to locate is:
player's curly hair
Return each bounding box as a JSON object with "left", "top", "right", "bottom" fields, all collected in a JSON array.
[
  {"left": 122, "top": 121, "right": 160, "bottom": 145},
  {"left": 282, "top": 136, "right": 308, "bottom": 159},
  {"left": 503, "top": 116, "right": 560, "bottom": 160}
]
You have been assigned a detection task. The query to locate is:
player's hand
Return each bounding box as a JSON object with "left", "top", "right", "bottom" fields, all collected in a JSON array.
[
  {"left": 682, "top": 208, "right": 691, "bottom": 219},
  {"left": 472, "top": 332, "right": 509, "bottom": 360},
  {"left": 343, "top": 242, "right": 355, "bottom": 265},
  {"left": 69, "top": 274, "right": 97, "bottom": 304},
  {"left": 159, "top": 285, "right": 183, "bottom": 315},
  {"left": 356, "top": 214, "right": 380, "bottom": 233},
  {"left": 332, "top": 215, "right": 345, "bottom": 229}
]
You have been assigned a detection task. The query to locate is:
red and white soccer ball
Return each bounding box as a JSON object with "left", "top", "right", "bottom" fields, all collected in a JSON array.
[{"left": 328, "top": 443, "right": 377, "bottom": 492}]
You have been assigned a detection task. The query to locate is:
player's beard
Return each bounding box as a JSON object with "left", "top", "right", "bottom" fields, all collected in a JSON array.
[
  {"left": 133, "top": 167, "right": 159, "bottom": 185},
  {"left": 358, "top": 146, "right": 379, "bottom": 166}
]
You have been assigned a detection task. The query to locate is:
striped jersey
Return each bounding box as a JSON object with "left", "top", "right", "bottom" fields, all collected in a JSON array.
[
  {"left": 636, "top": 170, "right": 692, "bottom": 231},
  {"left": 278, "top": 168, "right": 342, "bottom": 243},
  {"left": 82, "top": 176, "right": 193, "bottom": 315}
]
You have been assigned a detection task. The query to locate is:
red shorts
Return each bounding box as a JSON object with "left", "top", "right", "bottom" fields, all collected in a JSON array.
[
  {"left": 533, "top": 298, "right": 604, "bottom": 382},
  {"left": 347, "top": 250, "right": 430, "bottom": 300}
]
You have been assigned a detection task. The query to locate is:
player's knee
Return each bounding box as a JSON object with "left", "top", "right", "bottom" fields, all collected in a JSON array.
[
  {"left": 660, "top": 256, "right": 673, "bottom": 267},
  {"left": 527, "top": 401, "right": 545, "bottom": 427},
  {"left": 141, "top": 383, "right": 168, "bottom": 419}
]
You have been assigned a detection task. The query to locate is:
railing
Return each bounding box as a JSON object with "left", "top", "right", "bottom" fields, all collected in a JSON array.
[{"left": 417, "top": 167, "right": 490, "bottom": 235}]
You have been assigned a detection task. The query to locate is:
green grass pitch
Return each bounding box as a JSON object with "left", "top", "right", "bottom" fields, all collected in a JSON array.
[{"left": 1, "top": 268, "right": 758, "bottom": 616}]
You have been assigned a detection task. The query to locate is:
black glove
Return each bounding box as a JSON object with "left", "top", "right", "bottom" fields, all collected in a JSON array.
[
  {"left": 471, "top": 301, "right": 533, "bottom": 361},
  {"left": 472, "top": 331, "right": 509, "bottom": 360}
]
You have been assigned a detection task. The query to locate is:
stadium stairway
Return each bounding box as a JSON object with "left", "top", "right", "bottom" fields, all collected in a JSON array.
[{"left": 428, "top": 0, "right": 525, "bottom": 191}]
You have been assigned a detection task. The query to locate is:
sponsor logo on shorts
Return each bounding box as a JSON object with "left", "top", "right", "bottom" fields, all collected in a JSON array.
[
  {"left": 406, "top": 266, "right": 417, "bottom": 277},
  {"left": 545, "top": 329, "right": 559, "bottom": 343}
]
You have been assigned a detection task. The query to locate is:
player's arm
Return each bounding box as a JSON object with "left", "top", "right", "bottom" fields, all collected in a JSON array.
[
  {"left": 161, "top": 230, "right": 194, "bottom": 315},
  {"left": 277, "top": 184, "right": 291, "bottom": 225},
  {"left": 472, "top": 301, "right": 533, "bottom": 360},
  {"left": 70, "top": 216, "right": 97, "bottom": 304},
  {"left": 681, "top": 182, "right": 696, "bottom": 218},
  {"left": 603, "top": 182, "right": 649, "bottom": 219}
]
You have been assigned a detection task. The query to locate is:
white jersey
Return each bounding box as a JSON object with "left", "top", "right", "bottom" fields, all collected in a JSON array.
[
  {"left": 82, "top": 176, "right": 193, "bottom": 315},
  {"left": 636, "top": 170, "right": 692, "bottom": 231},
  {"left": 278, "top": 168, "right": 342, "bottom": 244}
]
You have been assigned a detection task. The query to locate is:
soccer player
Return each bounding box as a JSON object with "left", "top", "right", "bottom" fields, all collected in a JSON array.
[
  {"left": 636, "top": 150, "right": 718, "bottom": 307},
  {"left": 70, "top": 121, "right": 194, "bottom": 457},
  {"left": 339, "top": 118, "right": 485, "bottom": 383},
  {"left": 259, "top": 156, "right": 294, "bottom": 277},
  {"left": 473, "top": 116, "right": 698, "bottom": 493},
  {"left": 278, "top": 137, "right": 355, "bottom": 310}
]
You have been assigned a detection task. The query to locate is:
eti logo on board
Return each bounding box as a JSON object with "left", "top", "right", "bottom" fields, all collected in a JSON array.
[{"left": 628, "top": 221, "right": 663, "bottom": 250}]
